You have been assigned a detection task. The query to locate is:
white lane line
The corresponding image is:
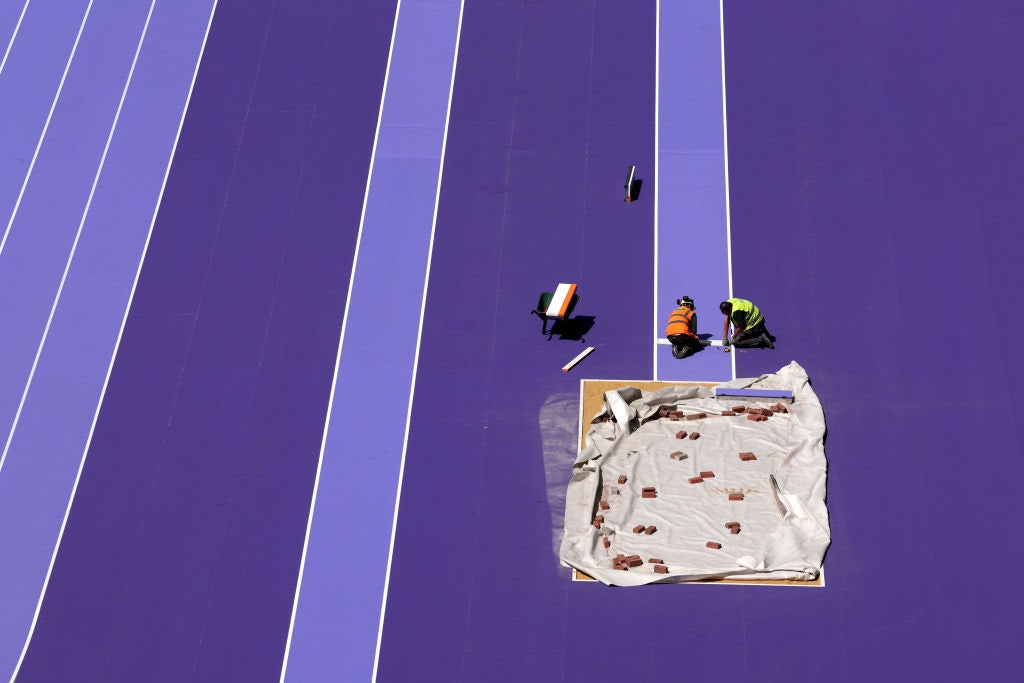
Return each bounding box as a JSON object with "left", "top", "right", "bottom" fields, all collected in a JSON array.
[
  {"left": 719, "top": 0, "right": 735, "bottom": 379},
  {"left": 278, "top": 2, "right": 404, "bottom": 680},
  {"left": 0, "top": 0, "right": 32, "bottom": 79},
  {"left": 8, "top": 1, "right": 219, "bottom": 679},
  {"left": 653, "top": 0, "right": 661, "bottom": 380},
  {"left": 0, "top": 0, "right": 93, "bottom": 258}
]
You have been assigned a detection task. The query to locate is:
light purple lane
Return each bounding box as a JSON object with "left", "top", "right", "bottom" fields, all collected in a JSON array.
[
  {"left": 0, "top": 1, "right": 215, "bottom": 679},
  {"left": 283, "top": 1, "right": 461, "bottom": 681},
  {"left": 0, "top": 1, "right": 30, "bottom": 70},
  {"left": 17, "top": 1, "right": 397, "bottom": 680},
  {"left": 0, "top": 1, "right": 151, "bottom": 457},
  {"left": 377, "top": 2, "right": 656, "bottom": 678},
  {"left": 0, "top": 0, "right": 88, "bottom": 247},
  {"left": 655, "top": 0, "right": 733, "bottom": 383}
]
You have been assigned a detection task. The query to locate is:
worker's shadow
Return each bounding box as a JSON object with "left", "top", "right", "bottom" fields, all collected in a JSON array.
[{"left": 550, "top": 316, "right": 595, "bottom": 343}]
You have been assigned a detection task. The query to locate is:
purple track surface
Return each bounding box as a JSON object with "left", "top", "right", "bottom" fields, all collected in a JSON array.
[
  {"left": 4, "top": 1, "right": 1023, "bottom": 681},
  {"left": 15, "top": 1, "right": 395, "bottom": 680}
]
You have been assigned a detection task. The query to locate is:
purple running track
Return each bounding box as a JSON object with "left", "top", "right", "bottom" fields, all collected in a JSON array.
[
  {"left": 283, "top": 1, "right": 462, "bottom": 681},
  {"left": 377, "top": 2, "right": 656, "bottom": 679},
  {"left": 15, "top": 1, "right": 396, "bottom": 680},
  {"left": 5, "top": 1, "right": 1023, "bottom": 681},
  {"left": 0, "top": 1, "right": 216, "bottom": 677},
  {"left": 0, "top": 0, "right": 89, "bottom": 240},
  {"left": 727, "top": 2, "right": 1024, "bottom": 679}
]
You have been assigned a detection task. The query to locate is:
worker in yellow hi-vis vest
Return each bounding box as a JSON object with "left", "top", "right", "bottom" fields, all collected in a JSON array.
[
  {"left": 665, "top": 296, "right": 704, "bottom": 359},
  {"left": 720, "top": 298, "right": 776, "bottom": 349}
]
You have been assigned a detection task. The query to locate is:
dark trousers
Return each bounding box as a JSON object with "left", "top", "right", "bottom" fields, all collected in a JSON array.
[
  {"left": 668, "top": 334, "right": 703, "bottom": 359},
  {"left": 732, "top": 322, "right": 774, "bottom": 348}
]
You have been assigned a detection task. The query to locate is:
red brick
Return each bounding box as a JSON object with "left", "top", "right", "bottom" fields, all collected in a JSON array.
[
  {"left": 739, "top": 452, "right": 756, "bottom": 461},
  {"left": 669, "top": 451, "right": 684, "bottom": 459},
  {"left": 648, "top": 557, "right": 664, "bottom": 564},
  {"left": 775, "top": 403, "right": 789, "bottom": 413},
  {"left": 669, "top": 415, "right": 679, "bottom": 421},
  {"left": 746, "top": 414, "right": 760, "bottom": 421},
  {"left": 592, "top": 520, "right": 602, "bottom": 529},
  {"left": 706, "top": 542, "right": 722, "bottom": 549},
  {"left": 729, "top": 493, "right": 745, "bottom": 501},
  {"left": 618, "top": 475, "right": 627, "bottom": 484},
  {"left": 642, "top": 486, "right": 656, "bottom": 492},
  {"left": 676, "top": 430, "right": 688, "bottom": 439},
  {"left": 688, "top": 476, "right": 703, "bottom": 484},
  {"left": 685, "top": 413, "right": 701, "bottom": 421},
  {"left": 689, "top": 432, "right": 701, "bottom": 440},
  {"left": 644, "top": 526, "right": 658, "bottom": 535},
  {"left": 595, "top": 515, "right": 604, "bottom": 524},
  {"left": 641, "top": 491, "right": 657, "bottom": 499},
  {"left": 603, "top": 537, "right": 611, "bottom": 548},
  {"left": 613, "top": 564, "right": 629, "bottom": 571},
  {"left": 633, "top": 524, "right": 646, "bottom": 534},
  {"left": 654, "top": 565, "right": 669, "bottom": 574},
  {"left": 600, "top": 500, "right": 610, "bottom": 510},
  {"left": 722, "top": 410, "right": 736, "bottom": 416},
  {"left": 699, "top": 471, "right": 715, "bottom": 478},
  {"left": 732, "top": 406, "right": 746, "bottom": 413},
  {"left": 725, "top": 522, "right": 740, "bottom": 529},
  {"left": 730, "top": 526, "right": 741, "bottom": 534}
]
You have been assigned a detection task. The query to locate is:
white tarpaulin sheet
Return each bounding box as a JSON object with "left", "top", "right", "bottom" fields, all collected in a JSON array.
[{"left": 559, "top": 362, "right": 830, "bottom": 586}]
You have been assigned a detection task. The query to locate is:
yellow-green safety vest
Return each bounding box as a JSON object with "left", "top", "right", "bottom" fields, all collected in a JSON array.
[{"left": 728, "top": 298, "right": 764, "bottom": 328}]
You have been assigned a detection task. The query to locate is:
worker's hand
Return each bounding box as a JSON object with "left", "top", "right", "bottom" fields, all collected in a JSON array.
[{"left": 722, "top": 337, "right": 731, "bottom": 347}]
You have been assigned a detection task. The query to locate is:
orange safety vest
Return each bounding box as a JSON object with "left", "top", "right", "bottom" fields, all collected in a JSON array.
[{"left": 665, "top": 307, "right": 697, "bottom": 338}]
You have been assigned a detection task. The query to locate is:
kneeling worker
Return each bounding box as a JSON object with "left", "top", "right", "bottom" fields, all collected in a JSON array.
[
  {"left": 720, "top": 298, "right": 776, "bottom": 349},
  {"left": 666, "top": 296, "right": 703, "bottom": 359}
]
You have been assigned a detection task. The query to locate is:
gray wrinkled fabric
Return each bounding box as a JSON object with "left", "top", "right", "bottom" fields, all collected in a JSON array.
[{"left": 560, "top": 362, "right": 830, "bottom": 586}]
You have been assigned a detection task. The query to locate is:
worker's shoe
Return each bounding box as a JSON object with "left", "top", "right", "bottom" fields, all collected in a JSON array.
[{"left": 760, "top": 333, "right": 775, "bottom": 349}]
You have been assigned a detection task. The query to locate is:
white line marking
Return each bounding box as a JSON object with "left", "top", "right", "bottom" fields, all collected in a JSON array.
[
  {"left": 653, "top": 0, "right": 661, "bottom": 381},
  {"left": 279, "top": 2, "right": 404, "bottom": 680},
  {"left": 372, "top": 2, "right": 463, "bottom": 680},
  {"left": 562, "top": 346, "right": 596, "bottom": 373},
  {"left": 719, "top": 0, "right": 735, "bottom": 380},
  {"left": 0, "top": 0, "right": 32, "bottom": 79},
  {"left": 8, "top": 2, "right": 219, "bottom": 678},
  {"left": 0, "top": 0, "right": 93, "bottom": 258}
]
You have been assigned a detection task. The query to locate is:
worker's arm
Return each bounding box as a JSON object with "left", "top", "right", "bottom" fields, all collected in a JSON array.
[
  {"left": 728, "top": 311, "right": 748, "bottom": 343},
  {"left": 722, "top": 314, "right": 731, "bottom": 344},
  {"left": 691, "top": 312, "right": 698, "bottom": 336}
]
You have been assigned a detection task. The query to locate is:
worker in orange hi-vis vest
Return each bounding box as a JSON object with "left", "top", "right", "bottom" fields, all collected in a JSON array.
[{"left": 665, "top": 296, "right": 704, "bottom": 359}]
